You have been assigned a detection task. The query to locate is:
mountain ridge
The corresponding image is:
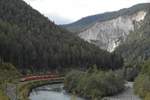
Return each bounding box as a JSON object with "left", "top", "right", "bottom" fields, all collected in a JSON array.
[
  {"left": 62, "top": 3, "right": 150, "bottom": 33},
  {"left": 62, "top": 3, "right": 150, "bottom": 52}
]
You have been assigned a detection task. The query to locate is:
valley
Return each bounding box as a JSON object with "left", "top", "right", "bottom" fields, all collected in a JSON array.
[{"left": 0, "top": 0, "right": 150, "bottom": 100}]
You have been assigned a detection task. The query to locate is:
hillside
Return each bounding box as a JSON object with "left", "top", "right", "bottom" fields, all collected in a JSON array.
[
  {"left": 62, "top": 3, "right": 150, "bottom": 52},
  {"left": 115, "top": 8, "right": 150, "bottom": 65},
  {"left": 0, "top": 0, "right": 123, "bottom": 73}
]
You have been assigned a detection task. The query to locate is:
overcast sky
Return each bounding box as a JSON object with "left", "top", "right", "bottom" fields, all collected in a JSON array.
[{"left": 23, "top": 0, "right": 150, "bottom": 24}]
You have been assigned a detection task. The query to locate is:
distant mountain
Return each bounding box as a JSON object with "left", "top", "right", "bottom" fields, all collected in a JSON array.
[
  {"left": 62, "top": 3, "right": 150, "bottom": 52},
  {"left": 0, "top": 0, "right": 123, "bottom": 72}
]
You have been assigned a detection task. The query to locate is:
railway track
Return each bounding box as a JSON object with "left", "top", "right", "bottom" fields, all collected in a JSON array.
[{"left": 20, "top": 74, "right": 64, "bottom": 82}]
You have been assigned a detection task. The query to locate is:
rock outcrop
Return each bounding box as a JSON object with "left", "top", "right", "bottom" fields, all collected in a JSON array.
[{"left": 79, "top": 11, "right": 147, "bottom": 52}]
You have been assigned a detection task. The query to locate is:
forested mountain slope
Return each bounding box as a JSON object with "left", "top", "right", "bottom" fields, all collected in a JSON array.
[
  {"left": 0, "top": 0, "right": 123, "bottom": 73},
  {"left": 115, "top": 8, "right": 150, "bottom": 66}
]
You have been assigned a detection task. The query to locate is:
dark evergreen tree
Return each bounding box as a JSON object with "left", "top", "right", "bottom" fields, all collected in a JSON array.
[{"left": 0, "top": 0, "right": 123, "bottom": 72}]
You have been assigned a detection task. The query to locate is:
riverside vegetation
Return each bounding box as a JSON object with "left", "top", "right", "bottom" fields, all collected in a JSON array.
[
  {"left": 0, "top": 59, "right": 20, "bottom": 100},
  {"left": 134, "top": 60, "right": 150, "bottom": 100},
  {"left": 64, "top": 66, "right": 125, "bottom": 100}
]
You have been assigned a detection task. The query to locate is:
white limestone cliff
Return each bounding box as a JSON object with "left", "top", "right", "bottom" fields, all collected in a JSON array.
[{"left": 79, "top": 11, "right": 147, "bottom": 52}]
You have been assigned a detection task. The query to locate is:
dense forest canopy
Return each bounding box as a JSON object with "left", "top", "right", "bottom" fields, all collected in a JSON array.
[{"left": 0, "top": 0, "right": 123, "bottom": 73}]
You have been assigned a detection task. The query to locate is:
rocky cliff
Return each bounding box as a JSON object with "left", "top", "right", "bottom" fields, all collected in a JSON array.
[
  {"left": 79, "top": 11, "right": 147, "bottom": 52},
  {"left": 62, "top": 3, "right": 150, "bottom": 52}
]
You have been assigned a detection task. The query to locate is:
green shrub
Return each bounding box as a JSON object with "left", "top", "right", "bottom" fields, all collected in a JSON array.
[
  {"left": 134, "top": 60, "right": 150, "bottom": 99},
  {"left": 124, "top": 66, "right": 140, "bottom": 81},
  {"left": 144, "top": 92, "right": 150, "bottom": 100},
  {"left": 134, "top": 74, "right": 150, "bottom": 98},
  {"left": 0, "top": 89, "right": 9, "bottom": 100},
  {"left": 0, "top": 61, "right": 20, "bottom": 100},
  {"left": 0, "top": 62, "right": 20, "bottom": 83},
  {"left": 64, "top": 69, "right": 125, "bottom": 99}
]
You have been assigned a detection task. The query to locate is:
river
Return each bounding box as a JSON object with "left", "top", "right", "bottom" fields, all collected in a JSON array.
[
  {"left": 29, "top": 83, "right": 85, "bottom": 100},
  {"left": 29, "top": 82, "right": 140, "bottom": 100}
]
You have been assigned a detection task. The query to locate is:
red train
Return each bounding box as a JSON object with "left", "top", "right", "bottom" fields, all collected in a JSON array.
[{"left": 20, "top": 74, "right": 60, "bottom": 82}]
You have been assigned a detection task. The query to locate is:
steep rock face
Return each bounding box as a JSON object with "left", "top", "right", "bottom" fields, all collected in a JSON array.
[
  {"left": 79, "top": 11, "right": 147, "bottom": 52},
  {"left": 115, "top": 9, "right": 150, "bottom": 65}
]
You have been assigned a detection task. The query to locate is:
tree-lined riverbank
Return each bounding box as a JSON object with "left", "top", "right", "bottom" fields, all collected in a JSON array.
[
  {"left": 64, "top": 69, "right": 125, "bottom": 100},
  {"left": 18, "top": 78, "right": 64, "bottom": 100}
]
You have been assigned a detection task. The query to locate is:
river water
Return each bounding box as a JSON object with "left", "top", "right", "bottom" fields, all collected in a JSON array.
[{"left": 29, "top": 84, "right": 85, "bottom": 100}]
